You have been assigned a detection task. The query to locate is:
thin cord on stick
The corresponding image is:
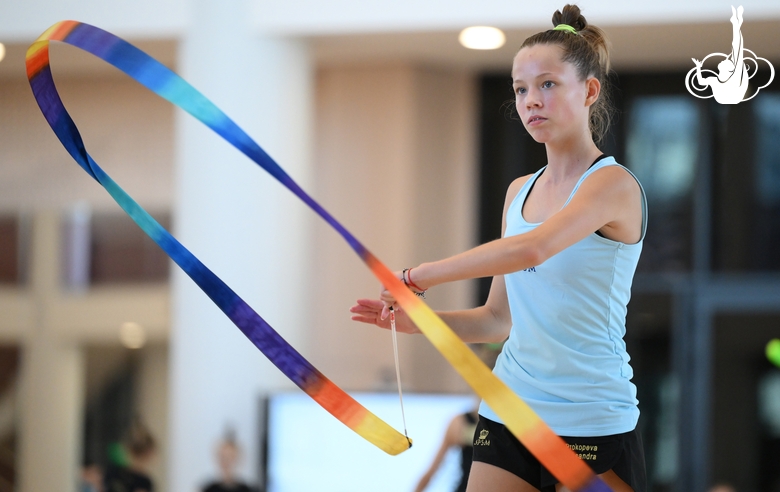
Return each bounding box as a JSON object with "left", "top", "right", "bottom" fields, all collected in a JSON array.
[{"left": 389, "top": 306, "right": 411, "bottom": 447}]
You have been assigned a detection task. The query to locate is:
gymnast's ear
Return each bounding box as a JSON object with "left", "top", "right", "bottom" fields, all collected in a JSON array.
[{"left": 584, "top": 76, "right": 601, "bottom": 108}]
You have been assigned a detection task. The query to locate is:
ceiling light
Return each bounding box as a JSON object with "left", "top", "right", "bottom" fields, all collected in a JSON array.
[
  {"left": 459, "top": 26, "right": 506, "bottom": 50},
  {"left": 0, "top": 43, "right": 6, "bottom": 63},
  {"left": 120, "top": 322, "right": 146, "bottom": 349}
]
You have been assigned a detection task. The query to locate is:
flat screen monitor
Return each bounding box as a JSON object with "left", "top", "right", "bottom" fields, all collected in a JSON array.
[{"left": 266, "top": 392, "right": 477, "bottom": 492}]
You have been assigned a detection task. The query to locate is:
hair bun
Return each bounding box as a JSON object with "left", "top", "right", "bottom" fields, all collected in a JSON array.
[{"left": 552, "top": 4, "right": 588, "bottom": 32}]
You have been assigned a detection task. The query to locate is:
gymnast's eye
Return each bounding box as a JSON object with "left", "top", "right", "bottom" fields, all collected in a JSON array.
[
  {"left": 542, "top": 80, "right": 555, "bottom": 89},
  {"left": 515, "top": 86, "right": 526, "bottom": 95}
]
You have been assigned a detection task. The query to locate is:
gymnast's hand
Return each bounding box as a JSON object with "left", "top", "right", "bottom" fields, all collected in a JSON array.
[
  {"left": 350, "top": 299, "right": 421, "bottom": 334},
  {"left": 377, "top": 269, "right": 411, "bottom": 319}
]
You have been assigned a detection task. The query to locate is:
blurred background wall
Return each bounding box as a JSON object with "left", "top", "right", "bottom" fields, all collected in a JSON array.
[{"left": 1, "top": 1, "right": 779, "bottom": 491}]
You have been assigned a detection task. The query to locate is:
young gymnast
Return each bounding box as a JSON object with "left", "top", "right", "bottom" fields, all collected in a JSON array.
[{"left": 351, "top": 4, "right": 647, "bottom": 491}]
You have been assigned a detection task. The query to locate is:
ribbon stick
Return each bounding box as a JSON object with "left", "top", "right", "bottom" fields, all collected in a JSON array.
[{"left": 27, "top": 21, "right": 611, "bottom": 491}]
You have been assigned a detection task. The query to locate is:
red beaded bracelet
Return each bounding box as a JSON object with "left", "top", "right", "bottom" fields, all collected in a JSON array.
[
  {"left": 406, "top": 267, "right": 426, "bottom": 292},
  {"left": 402, "top": 268, "right": 426, "bottom": 298}
]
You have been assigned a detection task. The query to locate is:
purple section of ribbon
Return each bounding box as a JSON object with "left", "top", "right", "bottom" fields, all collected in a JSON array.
[
  {"left": 228, "top": 301, "right": 322, "bottom": 389},
  {"left": 579, "top": 477, "right": 615, "bottom": 492}
]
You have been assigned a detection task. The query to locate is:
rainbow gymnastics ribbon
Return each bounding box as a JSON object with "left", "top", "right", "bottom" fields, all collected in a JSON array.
[{"left": 27, "top": 21, "right": 612, "bottom": 491}]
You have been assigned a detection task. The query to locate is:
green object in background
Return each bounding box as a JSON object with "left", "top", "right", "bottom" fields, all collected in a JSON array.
[
  {"left": 107, "top": 441, "right": 129, "bottom": 467},
  {"left": 767, "top": 339, "right": 780, "bottom": 368}
]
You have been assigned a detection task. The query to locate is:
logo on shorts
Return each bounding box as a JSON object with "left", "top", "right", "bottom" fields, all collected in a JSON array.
[
  {"left": 474, "top": 429, "right": 491, "bottom": 446},
  {"left": 567, "top": 443, "right": 598, "bottom": 461}
]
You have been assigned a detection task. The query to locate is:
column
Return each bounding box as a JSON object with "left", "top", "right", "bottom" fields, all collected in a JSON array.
[
  {"left": 167, "top": 0, "right": 312, "bottom": 489},
  {"left": 17, "top": 211, "right": 85, "bottom": 492}
]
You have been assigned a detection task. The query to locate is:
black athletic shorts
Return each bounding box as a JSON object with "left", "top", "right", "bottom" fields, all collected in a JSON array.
[{"left": 471, "top": 416, "right": 647, "bottom": 492}]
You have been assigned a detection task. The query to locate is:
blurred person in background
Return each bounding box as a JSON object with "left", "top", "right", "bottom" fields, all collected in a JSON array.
[
  {"left": 201, "top": 430, "right": 258, "bottom": 492},
  {"left": 414, "top": 346, "right": 499, "bottom": 492},
  {"left": 104, "top": 418, "right": 156, "bottom": 492},
  {"left": 414, "top": 408, "right": 479, "bottom": 492},
  {"left": 80, "top": 460, "right": 103, "bottom": 492},
  {"left": 707, "top": 483, "right": 736, "bottom": 492}
]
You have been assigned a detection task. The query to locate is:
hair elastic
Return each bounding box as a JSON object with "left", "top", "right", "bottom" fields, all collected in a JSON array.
[{"left": 552, "top": 24, "right": 578, "bottom": 34}]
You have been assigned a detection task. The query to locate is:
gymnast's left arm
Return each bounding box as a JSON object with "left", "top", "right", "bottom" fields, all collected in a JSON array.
[{"left": 403, "top": 167, "right": 642, "bottom": 291}]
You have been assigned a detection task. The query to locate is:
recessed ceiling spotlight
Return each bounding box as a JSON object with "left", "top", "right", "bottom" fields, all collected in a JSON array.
[
  {"left": 0, "top": 43, "right": 6, "bottom": 63},
  {"left": 459, "top": 26, "right": 506, "bottom": 50},
  {"left": 120, "top": 322, "right": 147, "bottom": 349}
]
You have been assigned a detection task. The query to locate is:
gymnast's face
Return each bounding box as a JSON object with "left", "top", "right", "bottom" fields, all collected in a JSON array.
[{"left": 512, "top": 44, "right": 598, "bottom": 145}]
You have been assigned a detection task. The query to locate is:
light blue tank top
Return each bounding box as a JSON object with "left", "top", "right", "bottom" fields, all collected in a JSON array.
[{"left": 478, "top": 156, "right": 647, "bottom": 437}]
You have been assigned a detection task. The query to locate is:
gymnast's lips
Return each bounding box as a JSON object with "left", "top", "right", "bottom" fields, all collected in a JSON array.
[{"left": 527, "top": 115, "right": 547, "bottom": 126}]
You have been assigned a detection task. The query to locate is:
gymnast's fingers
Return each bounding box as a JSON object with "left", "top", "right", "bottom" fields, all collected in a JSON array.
[
  {"left": 353, "top": 298, "right": 385, "bottom": 310},
  {"left": 351, "top": 314, "right": 385, "bottom": 326},
  {"left": 380, "top": 292, "right": 397, "bottom": 320},
  {"left": 350, "top": 302, "right": 391, "bottom": 329},
  {"left": 380, "top": 288, "right": 397, "bottom": 305}
]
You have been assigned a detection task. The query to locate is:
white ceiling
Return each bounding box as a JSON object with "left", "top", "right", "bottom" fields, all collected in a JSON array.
[
  {"left": 1, "top": 19, "right": 778, "bottom": 82},
  {"left": 311, "top": 19, "right": 780, "bottom": 72}
]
